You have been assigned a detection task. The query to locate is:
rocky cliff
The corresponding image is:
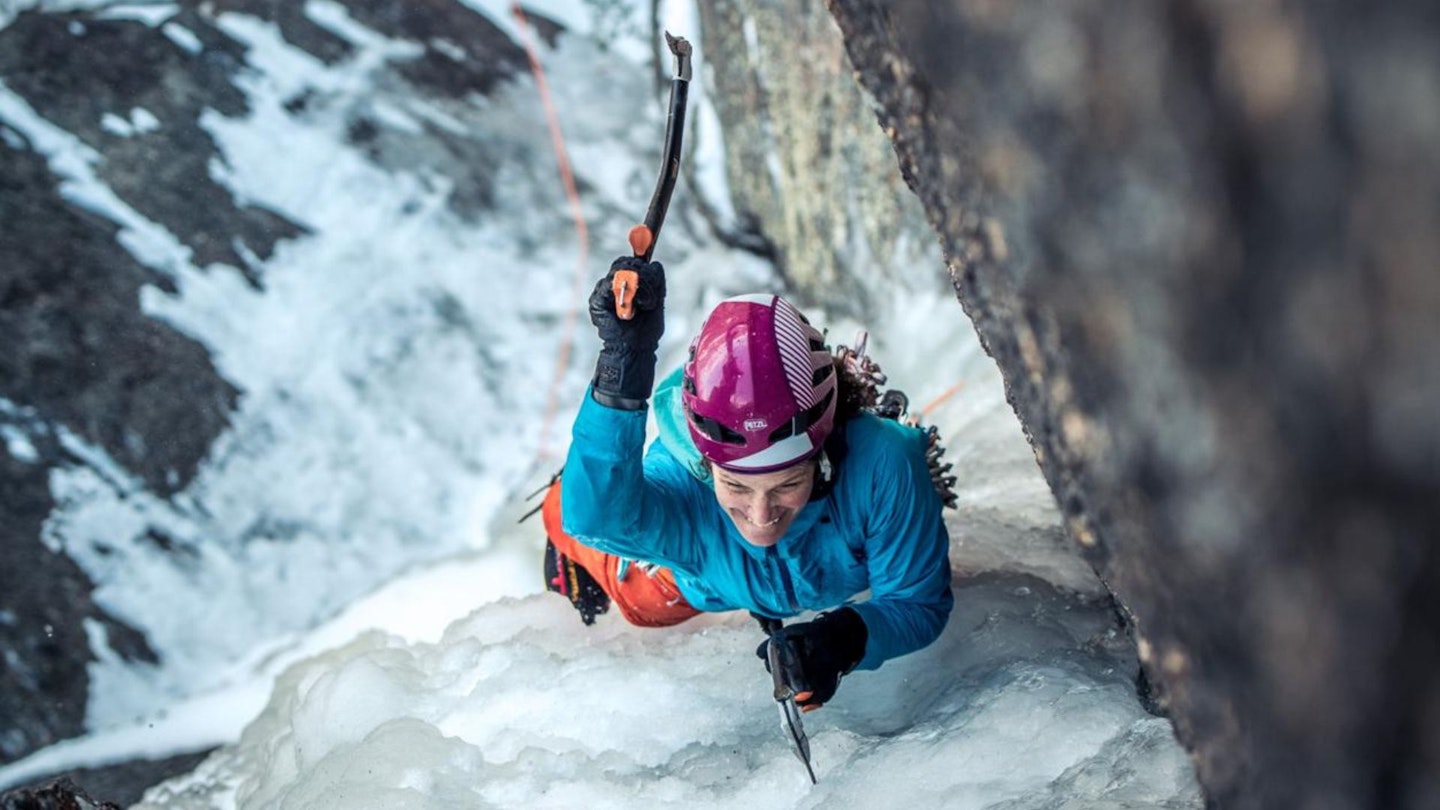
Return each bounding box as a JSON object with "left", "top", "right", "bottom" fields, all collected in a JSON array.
[
  {"left": 0, "top": 778, "right": 121, "bottom": 810},
  {"left": 1, "top": 9, "right": 242, "bottom": 761},
  {"left": 693, "top": 0, "right": 944, "bottom": 319},
  {"left": 820, "top": 1, "right": 1436, "bottom": 807}
]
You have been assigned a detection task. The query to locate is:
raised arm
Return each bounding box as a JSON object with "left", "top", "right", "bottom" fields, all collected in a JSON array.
[
  {"left": 558, "top": 257, "right": 704, "bottom": 570},
  {"left": 560, "top": 393, "right": 707, "bottom": 571}
]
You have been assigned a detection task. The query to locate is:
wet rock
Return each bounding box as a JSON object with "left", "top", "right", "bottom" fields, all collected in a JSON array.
[
  {"left": 0, "top": 123, "right": 231, "bottom": 766},
  {"left": 0, "top": 133, "right": 240, "bottom": 496},
  {"left": 0, "top": 778, "right": 121, "bottom": 810},
  {"left": 0, "top": 432, "right": 91, "bottom": 763},
  {"left": 3, "top": 751, "right": 214, "bottom": 810},
  {"left": 827, "top": 0, "right": 1440, "bottom": 807},
  {"left": 0, "top": 10, "right": 303, "bottom": 285}
]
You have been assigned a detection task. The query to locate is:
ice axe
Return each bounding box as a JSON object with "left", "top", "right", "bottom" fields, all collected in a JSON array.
[
  {"left": 612, "top": 31, "right": 692, "bottom": 320},
  {"left": 756, "top": 615, "right": 819, "bottom": 784}
]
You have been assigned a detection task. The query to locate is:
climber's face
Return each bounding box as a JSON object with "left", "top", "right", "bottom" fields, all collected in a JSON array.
[{"left": 712, "top": 463, "right": 815, "bottom": 547}]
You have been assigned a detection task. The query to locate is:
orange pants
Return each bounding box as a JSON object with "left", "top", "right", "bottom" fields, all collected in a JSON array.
[{"left": 542, "top": 480, "right": 701, "bottom": 628}]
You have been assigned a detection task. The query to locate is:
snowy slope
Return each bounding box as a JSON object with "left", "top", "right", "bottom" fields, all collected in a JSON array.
[
  {"left": 0, "top": 1, "right": 1201, "bottom": 806},
  {"left": 133, "top": 583, "right": 1200, "bottom": 809}
]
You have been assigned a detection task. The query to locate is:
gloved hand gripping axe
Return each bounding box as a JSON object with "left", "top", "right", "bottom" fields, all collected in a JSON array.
[
  {"left": 757, "top": 616, "right": 819, "bottom": 784},
  {"left": 612, "top": 32, "right": 692, "bottom": 320}
]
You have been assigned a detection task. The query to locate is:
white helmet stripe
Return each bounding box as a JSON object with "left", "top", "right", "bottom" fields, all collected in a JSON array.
[
  {"left": 723, "top": 433, "right": 816, "bottom": 471},
  {"left": 771, "top": 297, "right": 817, "bottom": 408}
]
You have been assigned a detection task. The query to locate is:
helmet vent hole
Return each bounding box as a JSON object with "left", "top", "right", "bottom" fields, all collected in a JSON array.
[
  {"left": 768, "top": 389, "right": 835, "bottom": 444},
  {"left": 689, "top": 411, "right": 746, "bottom": 445}
]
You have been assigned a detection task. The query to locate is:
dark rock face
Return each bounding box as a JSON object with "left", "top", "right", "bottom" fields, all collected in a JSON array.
[
  {"left": 0, "top": 778, "right": 122, "bottom": 810},
  {"left": 0, "top": 134, "right": 240, "bottom": 495},
  {"left": 0, "top": 430, "right": 91, "bottom": 764},
  {"left": 1, "top": 101, "right": 235, "bottom": 764},
  {"left": 827, "top": 0, "right": 1440, "bottom": 808},
  {"left": 9, "top": 751, "right": 214, "bottom": 810},
  {"left": 0, "top": 11, "right": 301, "bottom": 286}
]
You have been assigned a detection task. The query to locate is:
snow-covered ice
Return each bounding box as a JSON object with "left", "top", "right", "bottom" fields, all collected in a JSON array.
[{"left": 133, "top": 578, "right": 1199, "bottom": 810}]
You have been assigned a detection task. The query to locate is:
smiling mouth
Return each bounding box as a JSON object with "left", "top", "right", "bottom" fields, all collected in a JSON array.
[{"left": 742, "top": 513, "right": 783, "bottom": 528}]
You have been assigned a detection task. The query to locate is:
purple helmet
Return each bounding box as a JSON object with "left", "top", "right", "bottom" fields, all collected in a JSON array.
[{"left": 681, "top": 294, "right": 837, "bottom": 473}]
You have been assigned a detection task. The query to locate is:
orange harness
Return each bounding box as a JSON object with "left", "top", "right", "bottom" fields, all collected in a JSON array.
[{"left": 542, "top": 481, "right": 701, "bottom": 627}]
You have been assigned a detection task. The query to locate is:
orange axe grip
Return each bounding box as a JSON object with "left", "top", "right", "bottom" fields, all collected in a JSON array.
[
  {"left": 612, "top": 268, "right": 638, "bottom": 321},
  {"left": 614, "top": 224, "right": 655, "bottom": 321}
]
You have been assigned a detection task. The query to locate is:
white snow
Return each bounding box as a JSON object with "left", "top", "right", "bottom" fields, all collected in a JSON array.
[
  {"left": 0, "top": 1, "right": 1202, "bottom": 807},
  {"left": 128, "top": 581, "right": 1199, "bottom": 809},
  {"left": 1, "top": 427, "right": 38, "bottom": 462},
  {"left": 0, "top": 400, "right": 41, "bottom": 463},
  {"left": 1, "top": 425, "right": 38, "bottom": 463},
  {"left": 99, "top": 107, "right": 160, "bottom": 137},
  {"left": 161, "top": 20, "right": 202, "bottom": 53},
  {"left": 92, "top": 3, "right": 175, "bottom": 26},
  {"left": 0, "top": 548, "right": 537, "bottom": 793}
]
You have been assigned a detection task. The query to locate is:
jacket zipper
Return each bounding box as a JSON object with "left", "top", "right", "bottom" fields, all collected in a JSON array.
[{"left": 769, "top": 547, "right": 801, "bottom": 613}]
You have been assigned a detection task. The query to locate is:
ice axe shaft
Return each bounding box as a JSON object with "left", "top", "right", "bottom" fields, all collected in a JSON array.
[
  {"left": 614, "top": 31, "right": 692, "bottom": 320},
  {"left": 757, "top": 616, "right": 818, "bottom": 784}
]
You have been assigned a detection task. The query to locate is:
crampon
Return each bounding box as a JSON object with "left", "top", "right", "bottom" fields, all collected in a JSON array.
[{"left": 543, "top": 538, "right": 611, "bottom": 625}]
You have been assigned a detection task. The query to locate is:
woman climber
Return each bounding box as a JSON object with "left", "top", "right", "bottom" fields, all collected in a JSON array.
[{"left": 540, "top": 255, "right": 954, "bottom": 711}]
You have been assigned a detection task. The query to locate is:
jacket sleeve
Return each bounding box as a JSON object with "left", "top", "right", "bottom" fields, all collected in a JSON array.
[
  {"left": 559, "top": 390, "right": 707, "bottom": 572},
  {"left": 847, "top": 423, "right": 954, "bottom": 670}
]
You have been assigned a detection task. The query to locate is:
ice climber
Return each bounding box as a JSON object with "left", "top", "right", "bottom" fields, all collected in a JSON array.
[{"left": 539, "top": 256, "right": 955, "bottom": 711}]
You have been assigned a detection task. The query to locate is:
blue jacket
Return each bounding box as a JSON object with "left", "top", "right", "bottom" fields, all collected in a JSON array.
[{"left": 561, "top": 374, "right": 953, "bottom": 671}]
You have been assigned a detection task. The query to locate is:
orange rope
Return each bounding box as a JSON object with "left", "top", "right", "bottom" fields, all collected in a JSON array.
[
  {"left": 513, "top": 3, "right": 590, "bottom": 462},
  {"left": 920, "top": 379, "right": 965, "bottom": 417}
]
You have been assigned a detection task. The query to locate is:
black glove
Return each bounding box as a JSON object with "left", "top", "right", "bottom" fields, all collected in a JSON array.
[
  {"left": 756, "top": 607, "right": 868, "bottom": 710},
  {"left": 589, "top": 256, "right": 666, "bottom": 410}
]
